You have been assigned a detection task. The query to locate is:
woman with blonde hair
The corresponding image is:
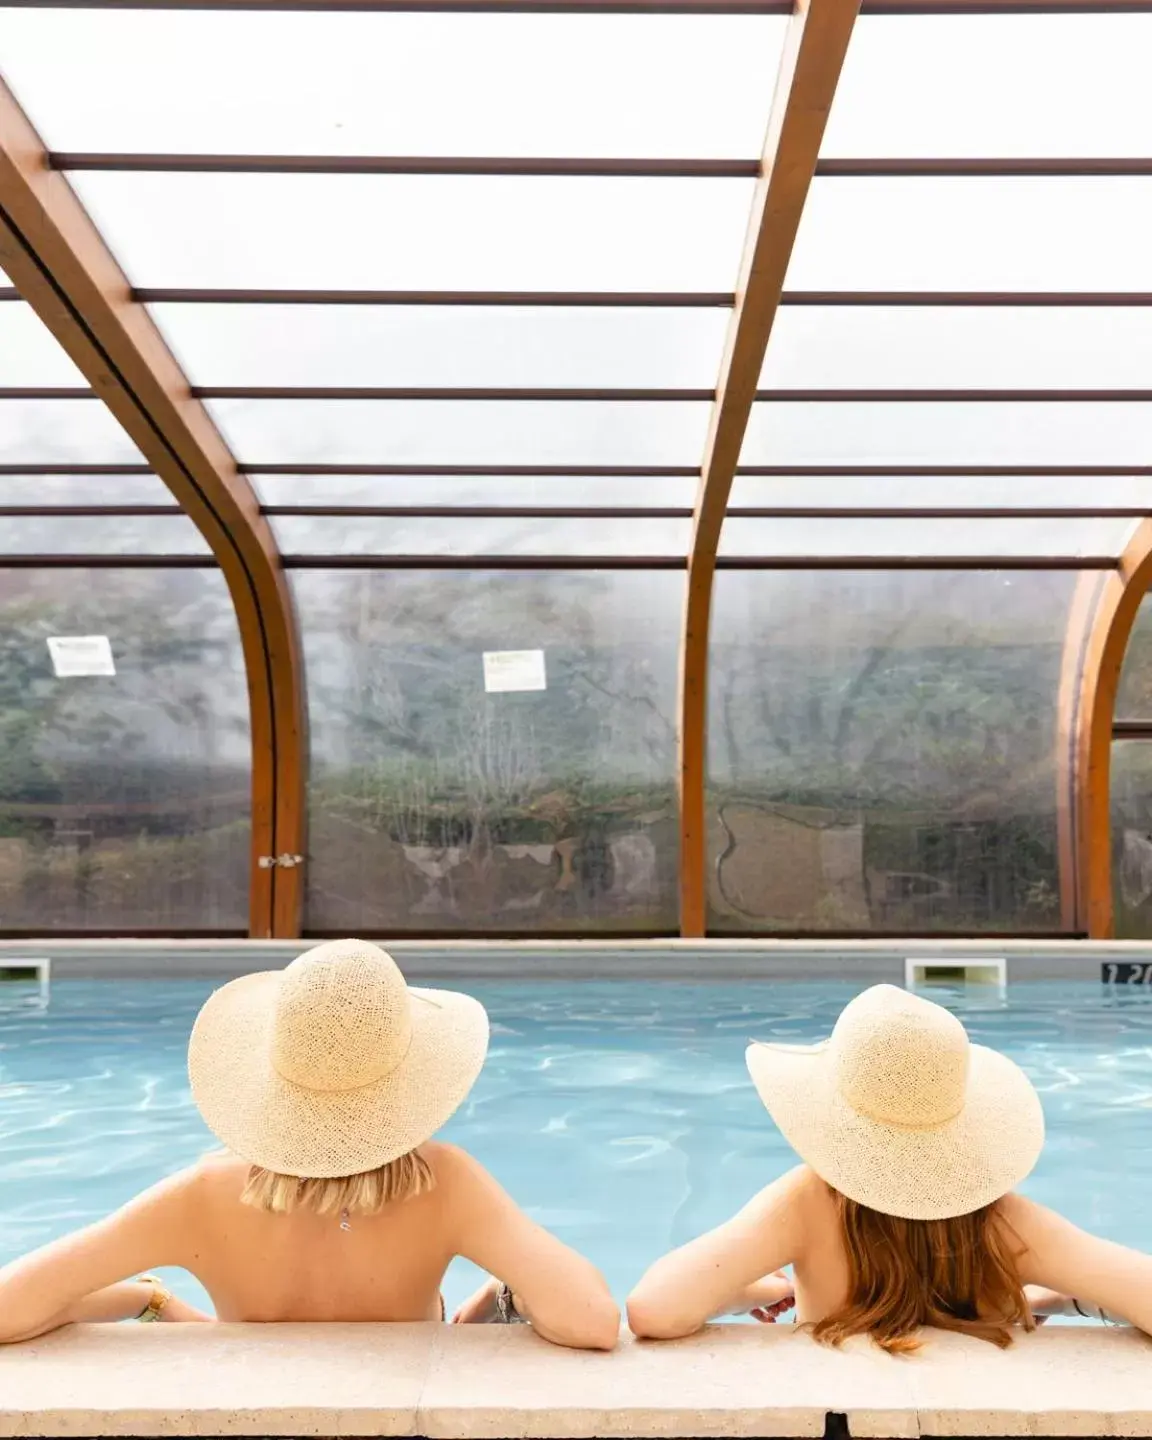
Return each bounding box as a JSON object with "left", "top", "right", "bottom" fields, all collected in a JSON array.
[
  {"left": 628, "top": 984, "right": 1152, "bottom": 1350},
  {"left": 0, "top": 939, "right": 618, "bottom": 1349}
]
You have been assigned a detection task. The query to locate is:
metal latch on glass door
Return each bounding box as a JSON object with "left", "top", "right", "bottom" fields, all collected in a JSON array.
[{"left": 257, "top": 854, "right": 305, "bottom": 869}]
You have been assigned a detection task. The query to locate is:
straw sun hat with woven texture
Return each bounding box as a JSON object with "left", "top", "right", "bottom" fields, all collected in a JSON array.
[
  {"left": 746, "top": 984, "right": 1044, "bottom": 1221},
  {"left": 188, "top": 939, "right": 489, "bottom": 1178}
]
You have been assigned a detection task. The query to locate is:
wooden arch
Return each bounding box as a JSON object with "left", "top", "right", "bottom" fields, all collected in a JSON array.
[
  {"left": 0, "top": 80, "right": 306, "bottom": 938},
  {"left": 678, "top": 0, "right": 863, "bottom": 935}
]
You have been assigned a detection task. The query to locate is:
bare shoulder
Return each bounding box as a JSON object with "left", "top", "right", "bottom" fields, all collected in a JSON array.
[{"left": 420, "top": 1141, "right": 489, "bottom": 1192}]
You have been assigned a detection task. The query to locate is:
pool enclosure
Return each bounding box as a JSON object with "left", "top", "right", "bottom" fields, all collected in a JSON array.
[{"left": 1, "top": 0, "right": 1151, "bottom": 942}]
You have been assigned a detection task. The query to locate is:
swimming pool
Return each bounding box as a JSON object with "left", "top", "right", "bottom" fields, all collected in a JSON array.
[{"left": 1, "top": 978, "right": 1150, "bottom": 1319}]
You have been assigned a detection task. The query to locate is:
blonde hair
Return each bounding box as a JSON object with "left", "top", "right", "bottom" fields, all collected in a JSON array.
[
  {"left": 241, "top": 1150, "right": 434, "bottom": 1217},
  {"left": 812, "top": 1187, "right": 1033, "bottom": 1354}
]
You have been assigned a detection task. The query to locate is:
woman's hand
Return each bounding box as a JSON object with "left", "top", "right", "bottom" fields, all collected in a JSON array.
[
  {"left": 732, "top": 1271, "right": 796, "bottom": 1323},
  {"left": 451, "top": 1277, "right": 502, "bottom": 1325}
]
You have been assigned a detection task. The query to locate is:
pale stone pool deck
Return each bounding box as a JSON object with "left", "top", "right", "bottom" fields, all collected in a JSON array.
[{"left": 1, "top": 1324, "right": 1149, "bottom": 1439}]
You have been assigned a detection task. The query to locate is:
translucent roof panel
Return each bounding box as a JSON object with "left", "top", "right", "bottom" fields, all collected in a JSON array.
[
  {"left": 707, "top": 568, "right": 1076, "bottom": 934},
  {"left": 728, "top": 475, "right": 1152, "bottom": 513},
  {"left": 740, "top": 403, "right": 1152, "bottom": 468},
  {"left": 0, "top": 10, "right": 785, "bottom": 158},
  {"left": 270, "top": 515, "right": 690, "bottom": 558},
  {"left": 151, "top": 305, "right": 731, "bottom": 390},
  {"left": 67, "top": 174, "right": 756, "bottom": 291},
  {"left": 825, "top": 15, "right": 1152, "bottom": 158},
  {"left": 293, "top": 566, "right": 682, "bottom": 934},
  {"left": 718, "top": 517, "right": 1135, "bottom": 561},
  {"left": 0, "top": 473, "right": 171, "bottom": 506},
  {"left": 787, "top": 179, "right": 1152, "bottom": 291},
  {"left": 207, "top": 399, "right": 711, "bottom": 468},
  {"left": 0, "top": 302, "right": 85, "bottom": 386},
  {"left": 0, "top": 515, "right": 211, "bottom": 556},
  {"left": 0, "top": 399, "right": 144, "bottom": 466},
  {"left": 760, "top": 309, "right": 1152, "bottom": 391},
  {"left": 253, "top": 475, "right": 700, "bottom": 510}
]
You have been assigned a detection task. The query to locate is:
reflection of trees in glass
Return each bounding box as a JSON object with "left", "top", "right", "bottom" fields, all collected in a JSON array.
[
  {"left": 294, "top": 569, "right": 680, "bottom": 932},
  {"left": 1116, "top": 596, "right": 1152, "bottom": 721},
  {"left": 1111, "top": 740, "right": 1152, "bottom": 939},
  {"left": 708, "top": 572, "right": 1074, "bottom": 933},
  {"left": 0, "top": 569, "right": 250, "bottom": 931}
]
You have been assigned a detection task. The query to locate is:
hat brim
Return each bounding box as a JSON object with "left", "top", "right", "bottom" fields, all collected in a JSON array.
[
  {"left": 745, "top": 1037, "right": 1044, "bottom": 1221},
  {"left": 188, "top": 970, "right": 489, "bottom": 1178}
]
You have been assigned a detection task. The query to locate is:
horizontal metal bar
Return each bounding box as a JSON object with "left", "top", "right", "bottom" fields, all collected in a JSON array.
[
  {"left": 197, "top": 386, "right": 716, "bottom": 401},
  {"left": 51, "top": 153, "right": 760, "bottom": 177},
  {"left": 735, "top": 464, "right": 1152, "bottom": 477},
  {"left": 262, "top": 505, "right": 1152, "bottom": 520},
  {"left": 246, "top": 463, "right": 702, "bottom": 476},
  {"left": 195, "top": 386, "right": 1152, "bottom": 402},
  {"left": 0, "top": 387, "right": 95, "bottom": 399},
  {"left": 0, "top": 505, "right": 181, "bottom": 517},
  {"left": 4, "top": 2, "right": 1148, "bottom": 13},
  {"left": 16, "top": 284, "right": 1150, "bottom": 309},
  {"left": 263, "top": 504, "right": 694, "bottom": 519},
  {"left": 0, "top": 554, "right": 217, "bottom": 567},
  {"left": 1111, "top": 721, "right": 1152, "bottom": 739},
  {"left": 781, "top": 291, "right": 1152, "bottom": 307},
  {"left": 279, "top": 553, "right": 1119, "bottom": 570},
  {"left": 243, "top": 463, "right": 1152, "bottom": 479},
  {"left": 47, "top": 154, "right": 1152, "bottom": 181},
  {"left": 816, "top": 158, "right": 1152, "bottom": 177},
  {"left": 136, "top": 288, "right": 736, "bottom": 307},
  {"left": 0, "top": 464, "right": 155, "bottom": 475}
]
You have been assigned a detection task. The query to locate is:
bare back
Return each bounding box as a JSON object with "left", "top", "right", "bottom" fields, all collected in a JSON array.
[
  {"left": 628, "top": 1164, "right": 1152, "bottom": 1339},
  {"left": 188, "top": 1153, "right": 454, "bottom": 1322},
  {"left": 0, "top": 1141, "right": 619, "bottom": 1348}
]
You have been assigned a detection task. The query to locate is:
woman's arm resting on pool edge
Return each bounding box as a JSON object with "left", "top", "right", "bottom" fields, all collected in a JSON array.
[
  {"left": 1005, "top": 1193, "right": 1152, "bottom": 1334},
  {"left": 0, "top": 1169, "right": 207, "bottom": 1343},
  {"left": 627, "top": 1165, "right": 807, "bottom": 1340},
  {"left": 438, "top": 1144, "right": 620, "bottom": 1350}
]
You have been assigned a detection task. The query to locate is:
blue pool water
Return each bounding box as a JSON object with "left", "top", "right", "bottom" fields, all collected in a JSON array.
[{"left": 1, "top": 978, "right": 1151, "bottom": 1318}]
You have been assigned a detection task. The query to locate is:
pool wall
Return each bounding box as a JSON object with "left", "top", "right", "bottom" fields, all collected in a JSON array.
[
  {"left": 3, "top": 937, "right": 1152, "bottom": 982},
  {"left": 1, "top": 1321, "right": 1149, "bottom": 1439}
]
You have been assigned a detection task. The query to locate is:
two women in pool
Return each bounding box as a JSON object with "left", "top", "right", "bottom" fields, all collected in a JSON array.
[{"left": 1, "top": 938, "right": 1150, "bottom": 1350}]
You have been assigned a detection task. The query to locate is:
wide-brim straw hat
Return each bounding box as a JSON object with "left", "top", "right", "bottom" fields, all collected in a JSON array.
[
  {"left": 746, "top": 984, "right": 1044, "bottom": 1221},
  {"left": 188, "top": 938, "right": 489, "bottom": 1177}
]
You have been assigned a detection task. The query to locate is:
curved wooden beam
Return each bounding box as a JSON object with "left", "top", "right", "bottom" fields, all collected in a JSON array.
[
  {"left": 678, "top": 0, "right": 862, "bottom": 936},
  {"left": 1076, "top": 521, "right": 1152, "bottom": 937},
  {"left": 0, "top": 80, "right": 306, "bottom": 939}
]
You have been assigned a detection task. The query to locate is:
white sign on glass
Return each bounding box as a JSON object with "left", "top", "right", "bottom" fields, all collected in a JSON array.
[
  {"left": 46, "top": 635, "right": 116, "bottom": 678},
  {"left": 482, "top": 649, "right": 547, "bottom": 694}
]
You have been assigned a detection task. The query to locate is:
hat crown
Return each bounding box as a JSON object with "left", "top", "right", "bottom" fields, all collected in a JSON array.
[
  {"left": 271, "top": 940, "right": 411, "bottom": 1093},
  {"left": 831, "top": 985, "right": 969, "bottom": 1128}
]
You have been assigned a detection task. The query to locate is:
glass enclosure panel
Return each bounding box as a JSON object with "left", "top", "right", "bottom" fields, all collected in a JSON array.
[
  {"left": 728, "top": 475, "right": 1152, "bottom": 511},
  {"left": 761, "top": 309, "right": 1152, "bottom": 390},
  {"left": 152, "top": 305, "right": 731, "bottom": 390},
  {"left": 293, "top": 568, "right": 681, "bottom": 933},
  {"left": 739, "top": 403, "right": 1152, "bottom": 468},
  {"left": 1116, "top": 596, "right": 1152, "bottom": 721},
  {"left": 254, "top": 475, "right": 700, "bottom": 509},
  {"left": 70, "top": 174, "right": 756, "bottom": 290},
  {"left": 0, "top": 566, "right": 250, "bottom": 932},
  {"left": 719, "top": 516, "right": 1134, "bottom": 559},
  {"left": 825, "top": 15, "right": 1152, "bottom": 158},
  {"left": 0, "top": 11, "right": 783, "bottom": 158},
  {"left": 0, "top": 304, "right": 85, "bottom": 386},
  {"left": 0, "top": 474, "right": 170, "bottom": 505},
  {"left": 0, "top": 515, "right": 210, "bottom": 555},
  {"left": 209, "top": 399, "right": 710, "bottom": 468},
  {"left": 708, "top": 569, "right": 1077, "bottom": 933},
  {"left": 0, "top": 400, "right": 143, "bottom": 465},
  {"left": 786, "top": 179, "right": 1152, "bottom": 291},
  {"left": 1111, "top": 741, "right": 1152, "bottom": 939},
  {"left": 272, "top": 515, "right": 689, "bottom": 557}
]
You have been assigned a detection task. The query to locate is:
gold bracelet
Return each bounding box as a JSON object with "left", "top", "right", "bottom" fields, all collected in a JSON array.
[{"left": 136, "top": 1275, "right": 173, "bottom": 1323}]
